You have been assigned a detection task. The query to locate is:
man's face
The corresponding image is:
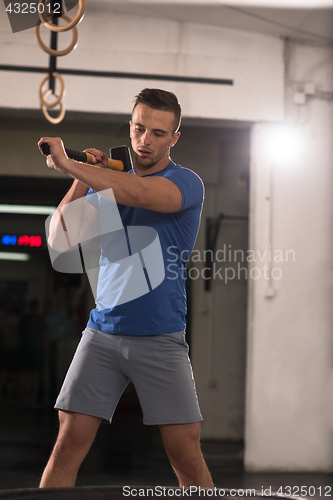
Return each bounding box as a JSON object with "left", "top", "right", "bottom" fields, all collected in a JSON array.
[{"left": 130, "top": 103, "right": 180, "bottom": 170}]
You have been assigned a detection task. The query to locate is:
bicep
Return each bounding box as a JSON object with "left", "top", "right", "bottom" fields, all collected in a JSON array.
[{"left": 141, "top": 177, "right": 182, "bottom": 213}]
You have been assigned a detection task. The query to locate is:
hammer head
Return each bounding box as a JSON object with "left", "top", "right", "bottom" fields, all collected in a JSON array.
[{"left": 109, "top": 145, "right": 133, "bottom": 173}]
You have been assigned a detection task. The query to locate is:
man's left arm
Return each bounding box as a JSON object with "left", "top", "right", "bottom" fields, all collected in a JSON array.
[
  {"left": 70, "top": 155, "right": 182, "bottom": 212},
  {"left": 38, "top": 137, "right": 182, "bottom": 213}
]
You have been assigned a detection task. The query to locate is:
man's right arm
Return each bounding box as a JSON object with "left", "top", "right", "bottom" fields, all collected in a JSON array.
[{"left": 48, "top": 179, "right": 98, "bottom": 252}]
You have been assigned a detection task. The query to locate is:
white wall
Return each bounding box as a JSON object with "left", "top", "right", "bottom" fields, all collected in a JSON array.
[
  {"left": 244, "top": 42, "right": 333, "bottom": 471},
  {"left": 0, "top": 3, "right": 284, "bottom": 122}
]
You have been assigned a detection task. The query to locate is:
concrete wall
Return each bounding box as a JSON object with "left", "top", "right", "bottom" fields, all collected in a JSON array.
[
  {"left": 0, "top": 4, "right": 284, "bottom": 122},
  {"left": 244, "top": 41, "right": 333, "bottom": 471}
]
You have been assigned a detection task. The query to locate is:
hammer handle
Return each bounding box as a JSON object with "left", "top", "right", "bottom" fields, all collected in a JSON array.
[{"left": 40, "top": 144, "right": 124, "bottom": 172}]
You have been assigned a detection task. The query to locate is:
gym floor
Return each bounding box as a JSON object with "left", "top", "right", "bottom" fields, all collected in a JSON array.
[{"left": 0, "top": 397, "right": 333, "bottom": 497}]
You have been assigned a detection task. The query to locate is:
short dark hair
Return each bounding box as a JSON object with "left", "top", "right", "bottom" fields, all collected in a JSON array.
[{"left": 133, "top": 88, "right": 182, "bottom": 133}]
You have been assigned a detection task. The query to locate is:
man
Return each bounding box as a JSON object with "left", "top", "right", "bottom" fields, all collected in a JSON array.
[{"left": 38, "top": 88, "right": 213, "bottom": 488}]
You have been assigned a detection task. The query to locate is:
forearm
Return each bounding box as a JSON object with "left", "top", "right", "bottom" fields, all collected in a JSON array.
[
  {"left": 59, "top": 179, "right": 90, "bottom": 210},
  {"left": 48, "top": 179, "right": 89, "bottom": 250}
]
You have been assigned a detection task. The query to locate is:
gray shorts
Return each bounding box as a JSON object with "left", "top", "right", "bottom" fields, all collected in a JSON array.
[{"left": 55, "top": 327, "right": 203, "bottom": 425}]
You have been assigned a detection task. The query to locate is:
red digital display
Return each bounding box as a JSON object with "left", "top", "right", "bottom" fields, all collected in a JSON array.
[{"left": 17, "top": 235, "right": 43, "bottom": 247}]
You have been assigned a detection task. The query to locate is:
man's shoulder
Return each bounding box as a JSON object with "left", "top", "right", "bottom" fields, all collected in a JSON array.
[
  {"left": 162, "top": 162, "right": 204, "bottom": 187},
  {"left": 160, "top": 162, "right": 204, "bottom": 211}
]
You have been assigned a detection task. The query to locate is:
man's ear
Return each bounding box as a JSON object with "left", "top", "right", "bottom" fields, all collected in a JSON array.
[{"left": 170, "top": 131, "right": 181, "bottom": 148}]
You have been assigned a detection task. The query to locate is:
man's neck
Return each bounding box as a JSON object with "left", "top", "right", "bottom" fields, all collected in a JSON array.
[{"left": 134, "top": 156, "right": 171, "bottom": 177}]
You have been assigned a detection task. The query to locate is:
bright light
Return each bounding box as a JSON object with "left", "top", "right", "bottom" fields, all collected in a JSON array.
[
  {"left": 0, "top": 252, "right": 30, "bottom": 261},
  {"left": 0, "top": 205, "right": 56, "bottom": 215},
  {"left": 262, "top": 125, "right": 302, "bottom": 166}
]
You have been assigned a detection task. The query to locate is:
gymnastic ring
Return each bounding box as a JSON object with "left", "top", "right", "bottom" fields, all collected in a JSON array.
[
  {"left": 35, "top": 17, "right": 78, "bottom": 56},
  {"left": 41, "top": 90, "right": 66, "bottom": 124},
  {"left": 39, "top": 72, "right": 65, "bottom": 108},
  {"left": 38, "top": 0, "right": 85, "bottom": 32}
]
